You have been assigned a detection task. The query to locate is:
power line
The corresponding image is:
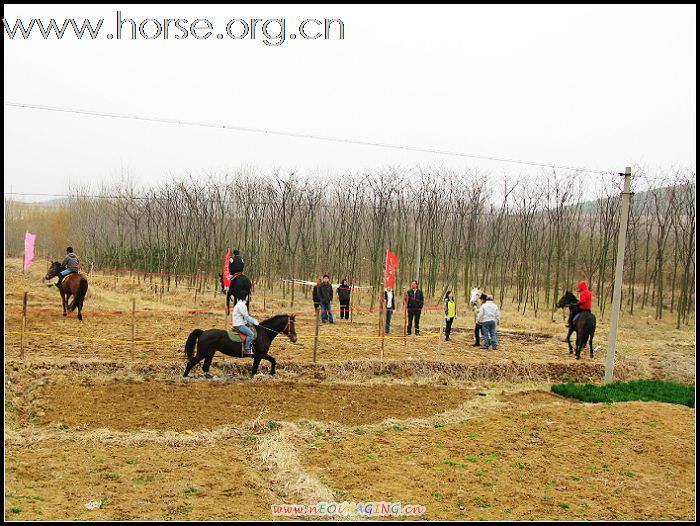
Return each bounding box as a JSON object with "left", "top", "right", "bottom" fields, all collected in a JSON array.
[{"left": 4, "top": 101, "right": 614, "bottom": 175}]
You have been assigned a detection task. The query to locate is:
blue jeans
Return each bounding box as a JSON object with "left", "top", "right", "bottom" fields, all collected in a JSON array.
[
  {"left": 385, "top": 309, "right": 394, "bottom": 334},
  {"left": 234, "top": 325, "right": 254, "bottom": 353},
  {"left": 321, "top": 302, "right": 334, "bottom": 323},
  {"left": 482, "top": 320, "right": 497, "bottom": 348},
  {"left": 59, "top": 268, "right": 76, "bottom": 277}
]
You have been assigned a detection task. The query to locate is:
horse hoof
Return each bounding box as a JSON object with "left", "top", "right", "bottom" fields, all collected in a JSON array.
[{"left": 63, "top": 313, "right": 67, "bottom": 317}]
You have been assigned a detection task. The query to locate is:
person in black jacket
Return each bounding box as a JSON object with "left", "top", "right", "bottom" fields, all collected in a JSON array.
[
  {"left": 319, "top": 275, "right": 335, "bottom": 323},
  {"left": 312, "top": 277, "right": 321, "bottom": 313},
  {"left": 229, "top": 249, "right": 244, "bottom": 274},
  {"left": 406, "top": 280, "right": 424, "bottom": 335},
  {"left": 338, "top": 278, "right": 351, "bottom": 320}
]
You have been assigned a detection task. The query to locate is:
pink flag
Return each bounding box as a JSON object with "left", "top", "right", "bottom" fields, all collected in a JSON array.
[{"left": 23, "top": 231, "right": 36, "bottom": 271}]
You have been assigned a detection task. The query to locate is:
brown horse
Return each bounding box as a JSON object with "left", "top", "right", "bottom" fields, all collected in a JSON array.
[{"left": 45, "top": 261, "right": 89, "bottom": 320}]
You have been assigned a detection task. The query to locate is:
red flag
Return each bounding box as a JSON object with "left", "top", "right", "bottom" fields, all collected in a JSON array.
[
  {"left": 384, "top": 250, "right": 400, "bottom": 288},
  {"left": 223, "top": 248, "right": 232, "bottom": 288}
]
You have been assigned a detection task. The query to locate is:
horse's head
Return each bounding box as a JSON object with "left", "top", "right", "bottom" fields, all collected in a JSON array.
[
  {"left": 556, "top": 291, "right": 578, "bottom": 309},
  {"left": 284, "top": 314, "right": 298, "bottom": 343},
  {"left": 45, "top": 261, "right": 63, "bottom": 280},
  {"left": 469, "top": 287, "right": 481, "bottom": 308}
]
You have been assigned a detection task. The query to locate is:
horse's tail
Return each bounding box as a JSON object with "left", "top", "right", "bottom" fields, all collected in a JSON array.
[
  {"left": 185, "top": 329, "right": 204, "bottom": 361},
  {"left": 68, "top": 277, "right": 88, "bottom": 312}
]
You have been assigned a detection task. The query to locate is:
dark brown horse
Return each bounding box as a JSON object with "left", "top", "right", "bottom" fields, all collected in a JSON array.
[
  {"left": 183, "top": 314, "right": 297, "bottom": 377},
  {"left": 45, "top": 261, "right": 89, "bottom": 320},
  {"left": 556, "top": 291, "right": 596, "bottom": 359}
]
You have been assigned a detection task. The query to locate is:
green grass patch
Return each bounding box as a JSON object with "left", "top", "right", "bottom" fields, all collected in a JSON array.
[
  {"left": 184, "top": 487, "right": 198, "bottom": 495},
  {"left": 551, "top": 379, "right": 694, "bottom": 407}
]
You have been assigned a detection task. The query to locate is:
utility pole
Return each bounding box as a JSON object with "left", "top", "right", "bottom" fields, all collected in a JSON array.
[{"left": 605, "top": 167, "right": 632, "bottom": 383}]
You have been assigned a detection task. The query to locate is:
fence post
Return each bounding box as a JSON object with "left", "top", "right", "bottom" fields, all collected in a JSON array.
[
  {"left": 131, "top": 297, "right": 136, "bottom": 357},
  {"left": 312, "top": 306, "right": 320, "bottom": 364},
  {"left": 403, "top": 296, "right": 408, "bottom": 347},
  {"left": 20, "top": 292, "right": 28, "bottom": 359},
  {"left": 380, "top": 297, "right": 386, "bottom": 360}
]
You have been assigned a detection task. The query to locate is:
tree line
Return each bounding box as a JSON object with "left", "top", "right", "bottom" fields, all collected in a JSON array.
[{"left": 5, "top": 165, "right": 695, "bottom": 327}]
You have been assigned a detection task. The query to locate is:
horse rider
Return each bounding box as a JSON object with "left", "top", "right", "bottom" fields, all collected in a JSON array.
[
  {"left": 229, "top": 249, "right": 244, "bottom": 274},
  {"left": 232, "top": 292, "right": 259, "bottom": 356},
  {"left": 228, "top": 249, "right": 245, "bottom": 290},
  {"left": 55, "top": 246, "right": 80, "bottom": 287},
  {"left": 568, "top": 281, "right": 593, "bottom": 329}
]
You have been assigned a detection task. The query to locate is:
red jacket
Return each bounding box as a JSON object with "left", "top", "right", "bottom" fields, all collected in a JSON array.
[{"left": 578, "top": 281, "right": 592, "bottom": 310}]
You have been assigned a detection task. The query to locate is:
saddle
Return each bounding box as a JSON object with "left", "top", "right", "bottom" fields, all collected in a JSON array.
[
  {"left": 229, "top": 272, "right": 245, "bottom": 288},
  {"left": 572, "top": 311, "right": 590, "bottom": 324},
  {"left": 59, "top": 271, "right": 79, "bottom": 285},
  {"left": 226, "top": 326, "right": 257, "bottom": 344}
]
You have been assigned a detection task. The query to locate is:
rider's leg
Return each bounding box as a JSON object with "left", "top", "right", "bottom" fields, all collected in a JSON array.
[
  {"left": 235, "top": 325, "right": 255, "bottom": 355},
  {"left": 57, "top": 268, "right": 71, "bottom": 287}
]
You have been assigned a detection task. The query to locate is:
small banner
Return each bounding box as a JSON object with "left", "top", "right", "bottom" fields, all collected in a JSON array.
[
  {"left": 222, "top": 248, "right": 232, "bottom": 288},
  {"left": 23, "top": 231, "right": 36, "bottom": 271},
  {"left": 384, "top": 250, "right": 400, "bottom": 288}
]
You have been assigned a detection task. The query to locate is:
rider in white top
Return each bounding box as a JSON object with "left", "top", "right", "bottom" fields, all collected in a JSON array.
[{"left": 232, "top": 294, "right": 258, "bottom": 356}]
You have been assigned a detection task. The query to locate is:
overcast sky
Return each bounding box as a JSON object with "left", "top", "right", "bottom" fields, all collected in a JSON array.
[{"left": 3, "top": 4, "right": 697, "bottom": 200}]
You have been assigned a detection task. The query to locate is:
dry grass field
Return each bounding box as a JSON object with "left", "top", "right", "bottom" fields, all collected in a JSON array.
[{"left": 4, "top": 258, "right": 695, "bottom": 520}]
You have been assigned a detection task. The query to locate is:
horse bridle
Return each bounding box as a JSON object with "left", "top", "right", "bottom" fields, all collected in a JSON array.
[{"left": 258, "top": 316, "right": 295, "bottom": 337}]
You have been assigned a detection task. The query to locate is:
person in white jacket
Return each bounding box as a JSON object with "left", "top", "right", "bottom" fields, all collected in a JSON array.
[
  {"left": 476, "top": 294, "right": 501, "bottom": 350},
  {"left": 232, "top": 293, "right": 259, "bottom": 356}
]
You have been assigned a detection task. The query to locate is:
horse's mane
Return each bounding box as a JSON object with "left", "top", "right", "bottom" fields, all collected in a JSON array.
[{"left": 260, "top": 314, "right": 289, "bottom": 326}]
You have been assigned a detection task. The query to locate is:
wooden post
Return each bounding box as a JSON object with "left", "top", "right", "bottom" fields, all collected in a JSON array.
[
  {"left": 89, "top": 261, "right": 94, "bottom": 276},
  {"left": 20, "top": 292, "right": 28, "bottom": 359},
  {"left": 605, "top": 167, "right": 633, "bottom": 383},
  {"left": 291, "top": 277, "right": 296, "bottom": 309},
  {"left": 194, "top": 284, "right": 198, "bottom": 306},
  {"left": 312, "top": 306, "right": 320, "bottom": 363},
  {"left": 262, "top": 277, "right": 267, "bottom": 312},
  {"left": 380, "top": 296, "right": 386, "bottom": 360},
  {"left": 403, "top": 294, "right": 408, "bottom": 347},
  {"left": 349, "top": 278, "right": 355, "bottom": 324},
  {"left": 437, "top": 317, "right": 443, "bottom": 361},
  {"left": 131, "top": 298, "right": 136, "bottom": 357}
]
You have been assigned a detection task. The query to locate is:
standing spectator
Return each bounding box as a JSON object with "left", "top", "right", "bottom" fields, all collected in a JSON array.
[
  {"left": 472, "top": 293, "right": 487, "bottom": 347},
  {"left": 477, "top": 294, "right": 501, "bottom": 350},
  {"left": 406, "top": 280, "right": 424, "bottom": 335},
  {"left": 319, "top": 274, "right": 335, "bottom": 324},
  {"left": 444, "top": 290, "right": 456, "bottom": 341},
  {"left": 312, "top": 278, "right": 321, "bottom": 314},
  {"left": 338, "top": 278, "right": 351, "bottom": 320},
  {"left": 384, "top": 286, "right": 396, "bottom": 334}
]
